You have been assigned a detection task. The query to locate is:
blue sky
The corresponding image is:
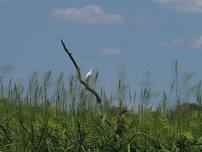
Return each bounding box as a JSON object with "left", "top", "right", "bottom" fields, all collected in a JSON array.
[{"left": 1, "top": 0, "right": 202, "bottom": 91}]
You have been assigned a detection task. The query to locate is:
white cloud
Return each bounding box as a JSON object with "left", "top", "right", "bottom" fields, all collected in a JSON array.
[
  {"left": 153, "top": 0, "right": 202, "bottom": 13},
  {"left": 161, "top": 38, "right": 187, "bottom": 48},
  {"left": 100, "top": 48, "right": 122, "bottom": 56},
  {"left": 52, "top": 5, "right": 122, "bottom": 24},
  {"left": 192, "top": 36, "right": 202, "bottom": 49},
  {"left": 161, "top": 36, "right": 202, "bottom": 50}
]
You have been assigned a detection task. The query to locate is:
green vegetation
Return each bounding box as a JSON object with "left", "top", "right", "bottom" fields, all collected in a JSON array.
[{"left": 0, "top": 62, "right": 202, "bottom": 152}]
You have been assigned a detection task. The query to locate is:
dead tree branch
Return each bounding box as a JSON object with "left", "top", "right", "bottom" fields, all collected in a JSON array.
[
  {"left": 60, "top": 39, "right": 102, "bottom": 104},
  {"left": 60, "top": 39, "right": 112, "bottom": 126}
]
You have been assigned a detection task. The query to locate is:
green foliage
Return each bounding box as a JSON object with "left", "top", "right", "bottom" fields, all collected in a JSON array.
[{"left": 0, "top": 66, "right": 202, "bottom": 151}]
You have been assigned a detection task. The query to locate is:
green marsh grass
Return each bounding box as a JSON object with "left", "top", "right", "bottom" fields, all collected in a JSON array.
[{"left": 0, "top": 64, "right": 202, "bottom": 151}]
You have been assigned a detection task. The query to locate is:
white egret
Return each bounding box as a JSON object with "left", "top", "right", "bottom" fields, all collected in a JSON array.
[{"left": 85, "top": 68, "right": 93, "bottom": 81}]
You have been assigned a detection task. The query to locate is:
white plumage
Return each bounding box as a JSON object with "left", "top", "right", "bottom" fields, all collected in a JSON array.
[{"left": 85, "top": 69, "right": 93, "bottom": 81}]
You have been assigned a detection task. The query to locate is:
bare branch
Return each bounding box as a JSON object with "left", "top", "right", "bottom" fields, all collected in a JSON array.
[
  {"left": 60, "top": 39, "right": 101, "bottom": 104},
  {"left": 61, "top": 40, "right": 81, "bottom": 79},
  {"left": 80, "top": 80, "right": 102, "bottom": 104}
]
